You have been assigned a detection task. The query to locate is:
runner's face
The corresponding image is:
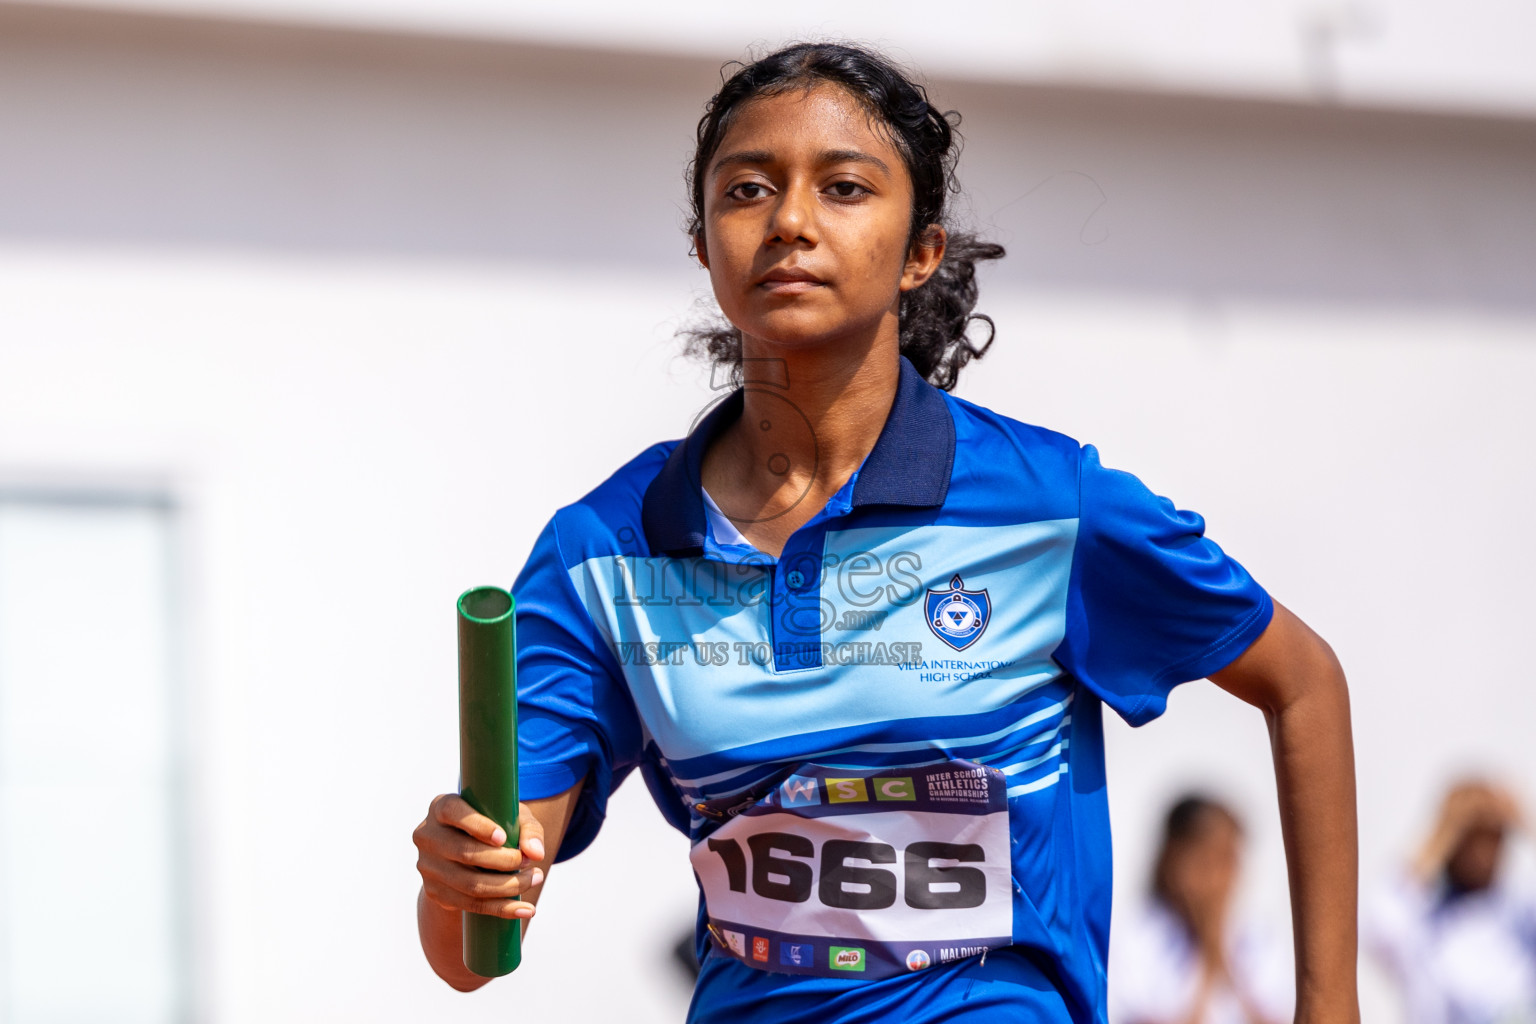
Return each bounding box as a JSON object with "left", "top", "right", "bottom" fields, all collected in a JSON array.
[{"left": 698, "top": 84, "right": 942, "bottom": 352}]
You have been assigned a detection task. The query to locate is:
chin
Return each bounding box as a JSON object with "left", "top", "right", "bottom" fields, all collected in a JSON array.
[{"left": 734, "top": 310, "right": 884, "bottom": 356}]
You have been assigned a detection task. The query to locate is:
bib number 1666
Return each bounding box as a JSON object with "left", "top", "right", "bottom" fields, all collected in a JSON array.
[{"left": 704, "top": 832, "right": 987, "bottom": 911}]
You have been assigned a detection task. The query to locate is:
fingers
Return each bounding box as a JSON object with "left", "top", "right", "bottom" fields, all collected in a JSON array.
[
  {"left": 426, "top": 859, "right": 544, "bottom": 902},
  {"left": 416, "top": 794, "right": 547, "bottom": 920},
  {"left": 432, "top": 793, "right": 508, "bottom": 848},
  {"left": 424, "top": 829, "right": 526, "bottom": 872},
  {"left": 421, "top": 874, "right": 539, "bottom": 921},
  {"left": 415, "top": 802, "right": 524, "bottom": 872},
  {"left": 518, "top": 802, "right": 547, "bottom": 863},
  {"left": 419, "top": 854, "right": 544, "bottom": 915},
  {"left": 1489, "top": 785, "right": 1524, "bottom": 830}
]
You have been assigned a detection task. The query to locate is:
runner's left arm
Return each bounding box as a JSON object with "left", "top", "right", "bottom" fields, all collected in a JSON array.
[{"left": 1210, "top": 600, "right": 1358, "bottom": 1024}]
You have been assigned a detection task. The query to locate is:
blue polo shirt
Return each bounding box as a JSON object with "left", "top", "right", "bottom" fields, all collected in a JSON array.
[{"left": 511, "top": 356, "right": 1271, "bottom": 1023}]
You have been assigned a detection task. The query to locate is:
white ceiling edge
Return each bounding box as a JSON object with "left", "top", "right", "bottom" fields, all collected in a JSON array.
[{"left": 17, "top": 0, "right": 1536, "bottom": 122}]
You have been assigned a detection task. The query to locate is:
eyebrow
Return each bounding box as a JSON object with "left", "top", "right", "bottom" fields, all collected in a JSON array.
[{"left": 710, "top": 148, "right": 892, "bottom": 178}]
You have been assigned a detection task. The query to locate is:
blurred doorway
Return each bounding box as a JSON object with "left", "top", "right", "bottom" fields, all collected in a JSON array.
[{"left": 0, "top": 492, "right": 189, "bottom": 1022}]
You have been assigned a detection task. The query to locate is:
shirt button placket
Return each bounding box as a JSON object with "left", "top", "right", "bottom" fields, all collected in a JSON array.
[{"left": 772, "top": 545, "right": 823, "bottom": 672}]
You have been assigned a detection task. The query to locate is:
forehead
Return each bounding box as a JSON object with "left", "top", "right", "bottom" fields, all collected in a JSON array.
[
  {"left": 713, "top": 83, "right": 904, "bottom": 170},
  {"left": 1182, "top": 812, "right": 1242, "bottom": 847}
]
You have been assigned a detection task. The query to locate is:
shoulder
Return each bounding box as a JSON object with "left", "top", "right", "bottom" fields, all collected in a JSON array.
[
  {"left": 544, "top": 440, "right": 678, "bottom": 565},
  {"left": 941, "top": 393, "right": 1085, "bottom": 521},
  {"left": 944, "top": 393, "right": 1083, "bottom": 465}
]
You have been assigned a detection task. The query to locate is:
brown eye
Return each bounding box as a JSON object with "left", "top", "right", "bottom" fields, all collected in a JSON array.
[
  {"left": 826, "top": 181, "right": 870, "bottom": 199},
  {"left": 726, "top": 182, "right": 771, "bottom": 201}
]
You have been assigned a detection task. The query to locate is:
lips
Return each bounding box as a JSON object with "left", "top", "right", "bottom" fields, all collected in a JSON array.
[{"left": 757, "top": 266, "right": 825, "bottom": 293}]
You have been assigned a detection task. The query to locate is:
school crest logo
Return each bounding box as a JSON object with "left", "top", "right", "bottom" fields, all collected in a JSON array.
[{"left": 925, "top": 575, "right": 990, "bottom": 651}]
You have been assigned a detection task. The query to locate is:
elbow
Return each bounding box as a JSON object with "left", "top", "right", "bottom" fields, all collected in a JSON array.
[
  {"left": 1271, "top": 629, "right": 1352, "bottom": 735},
  {"left": 1211, "top": 601, "right": 1350, "bottom": 724},
  {"left": 1266, "top": 630, "right": 1350, "bottom": 728},
  {"left": 1310, "top": 632, "right": 1349, "bottom": 704},
  {"left": 1283, "top": 620, "right": 1349, "bottom": 709},
  {"left": 431, "top": 958, "right": 493, "bottom": 994}
]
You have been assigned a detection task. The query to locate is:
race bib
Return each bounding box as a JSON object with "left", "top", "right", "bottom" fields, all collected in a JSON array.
[{"left": 689, "top": 760, "right": 1013, "bottom": 980}]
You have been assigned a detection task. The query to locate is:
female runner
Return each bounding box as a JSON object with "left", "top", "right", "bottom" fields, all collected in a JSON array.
[{"left": 413, "top": 42, "right": 1360, "bottom": 1024}]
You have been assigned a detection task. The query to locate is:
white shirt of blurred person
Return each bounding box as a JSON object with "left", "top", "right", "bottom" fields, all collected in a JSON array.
[
  {"left": 1367, "top": 779, "right": 1536, "bottom": 1024},
  {"left": 1110, "top": 796, "right": 1293, "bottom": 1024}
]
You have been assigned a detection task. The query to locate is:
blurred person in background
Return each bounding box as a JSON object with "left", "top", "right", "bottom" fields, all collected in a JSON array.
[
  {"left": 1111, "top": 795, "right": 1293, "bottom": 1024},
  {"left": 1367, "top": 778, "right": 1536, "bottom": 1024}
]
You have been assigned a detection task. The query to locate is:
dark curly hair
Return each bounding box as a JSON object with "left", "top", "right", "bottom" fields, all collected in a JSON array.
[{"left": 682, "top": 42, "right": 1005, "bottom": 392}]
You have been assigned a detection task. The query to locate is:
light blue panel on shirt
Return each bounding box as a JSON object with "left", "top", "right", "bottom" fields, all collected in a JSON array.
[{"left": 568, "top": 520, "right": 1079, "bottom": 762}]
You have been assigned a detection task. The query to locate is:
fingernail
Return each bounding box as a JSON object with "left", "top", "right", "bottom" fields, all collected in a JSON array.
[
  {"left": 529, "top": 868, "right": 545, "bottom": 887},
  {"left": 526, "top": 837, "right": 545, "bottom": 860},
  {"left": 490, "top": 827, "right": 507, "bottom": 846},
  {"left": 513, "top": 904, "right": 535, "bottom": 918}
]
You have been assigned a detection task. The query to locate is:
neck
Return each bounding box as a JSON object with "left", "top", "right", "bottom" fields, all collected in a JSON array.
[
  {"left": 698, "top": 326, "right": 902, "bottom": 554},
  {"left": 738, "top": 331, "right": 899, "bottom": 492}
]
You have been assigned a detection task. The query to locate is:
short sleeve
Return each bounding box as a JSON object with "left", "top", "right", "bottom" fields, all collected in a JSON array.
[
  {"left": 513, "top": 514, "right": 643, "bottom": 860},
  {"left": 1054, "top": 445, "right": 1273, "bottom": 726}
]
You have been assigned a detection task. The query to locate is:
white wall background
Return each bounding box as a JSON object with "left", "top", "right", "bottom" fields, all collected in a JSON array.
[
  {"left": 17, "top": 0, "right": 1536, "bottom": 115},
  {"left": 0, "top": 498, "right": 188, "bottom": 1021},
  {"left": 1, "top": 4, "right": 1534, "bottom": 1021}
]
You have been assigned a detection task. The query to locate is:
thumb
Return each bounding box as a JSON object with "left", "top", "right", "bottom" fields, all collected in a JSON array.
[{"left": 518, "top": 802, "right": 547, "bottom": 863}]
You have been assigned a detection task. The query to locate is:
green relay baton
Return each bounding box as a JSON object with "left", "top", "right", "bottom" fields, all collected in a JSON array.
[{"left": 456, "top": 585, "right": 521, "bottom": 977}]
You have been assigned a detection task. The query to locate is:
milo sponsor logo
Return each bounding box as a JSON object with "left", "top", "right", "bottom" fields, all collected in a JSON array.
[{"left": 829, "top": 946, "right": 866, "bottom": 972}]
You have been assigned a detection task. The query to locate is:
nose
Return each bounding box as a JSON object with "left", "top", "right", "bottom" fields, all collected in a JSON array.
[{"left": 766, "top": 179, "right": 818, "bottom": 247}]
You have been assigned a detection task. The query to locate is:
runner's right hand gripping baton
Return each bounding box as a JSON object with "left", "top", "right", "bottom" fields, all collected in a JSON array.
[{"left": 456, "top": 586, "right": 521, "bottom": 977}]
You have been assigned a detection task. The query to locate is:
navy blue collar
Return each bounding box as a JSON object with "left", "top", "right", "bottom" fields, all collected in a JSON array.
[{"left": 641, "top": 356, "right": 955, "bottom": 556}]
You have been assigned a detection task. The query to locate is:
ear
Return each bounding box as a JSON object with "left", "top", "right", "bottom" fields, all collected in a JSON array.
[
  {"left": 899, "top": 225, "right": 946, "bottom": 291},
  {"left": 693, "top": 231, "right": 710, "bottom": 270}
]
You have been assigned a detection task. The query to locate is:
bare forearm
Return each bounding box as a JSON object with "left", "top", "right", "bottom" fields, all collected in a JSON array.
[
  {"left": 1267, "top": 647, "right": 1359, "bottom": 1022},
  {"left": 418, "top": 873, "right": 552, "bottom": 991},
  {"left": 1212, "top": 602, "right": 1359, "bottom": 1024},
  {"left": 419, "top": 886, "right": 493, "bottom": 992}
]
